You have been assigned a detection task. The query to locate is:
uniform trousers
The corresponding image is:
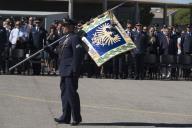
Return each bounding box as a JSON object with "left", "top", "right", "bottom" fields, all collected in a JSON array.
[{"left": 60, "top": 76, "right": 82, "bottom": 122}]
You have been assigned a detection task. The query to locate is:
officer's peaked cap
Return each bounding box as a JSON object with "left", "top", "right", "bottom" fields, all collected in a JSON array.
[{"left": 63, "top": 18, "right": 76, "bottom": 26}]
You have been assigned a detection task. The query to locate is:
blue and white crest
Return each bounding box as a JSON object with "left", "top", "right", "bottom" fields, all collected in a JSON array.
[
  {"left": 82, "top": 12, "right": 136, "bottom": 66},
  {"left": 92, "top": 23, "right": 121, "bottom": 46}
]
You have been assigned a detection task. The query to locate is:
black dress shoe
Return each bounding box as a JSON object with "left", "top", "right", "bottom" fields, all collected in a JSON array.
[
  {"left": 54, "top": 118, "right": 70, "bottom": 124},
  {"left": 71, "top": 121, "right": 81, "bottom": 126}
]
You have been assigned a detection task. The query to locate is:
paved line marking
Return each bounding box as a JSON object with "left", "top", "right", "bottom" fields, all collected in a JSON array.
[{"left": 0, "top": 93, "right": 192, "bottom": 118}]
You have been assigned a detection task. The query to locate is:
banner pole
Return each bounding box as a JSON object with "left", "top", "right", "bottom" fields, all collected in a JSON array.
[{"left": 8, "top": 36, "right": 65, "bottom": 71}]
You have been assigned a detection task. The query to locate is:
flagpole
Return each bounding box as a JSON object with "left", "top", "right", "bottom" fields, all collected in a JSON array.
[
  {"left": 109, "top": 1, "right": 127, "bottom": 11},
  {"left": 96, "top": 1, "right": 128, "bottom": 20},
  {"left": 8, "top": 36, "right": 65, "bottom": 71}
]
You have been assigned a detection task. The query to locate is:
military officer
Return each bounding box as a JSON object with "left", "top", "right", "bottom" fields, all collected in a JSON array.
[
  {"left": 181, "top": 24, "right": 192, "bottom": 54},
  {"left": 133, "top": 23, "right": 148, "bottom": 80},
  {"left": 29, "top": 18, "right": 46, "bottom": 75},
  {"left": 54, "top": 18, "right": 83, "bottom": 126}
]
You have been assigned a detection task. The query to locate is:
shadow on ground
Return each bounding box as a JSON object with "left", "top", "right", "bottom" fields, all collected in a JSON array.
[{"left": 80, "top": 122, "right": 192, "bottom": 127}]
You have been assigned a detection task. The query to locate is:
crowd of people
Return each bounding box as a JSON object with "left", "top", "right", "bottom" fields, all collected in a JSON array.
[
  {"left": 0, "top": 16, "right": 63, "bottom": 75},
  {"left": 0, "top": 16, "right": 192, "bottom": 80}
]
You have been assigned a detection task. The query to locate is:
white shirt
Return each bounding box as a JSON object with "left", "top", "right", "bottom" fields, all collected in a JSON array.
[
  {"left": 9, "top": 27, "right": 27, "bottom": 45},
  {"left": 177, "top": 37, "right": 181, "bottom": 45},
  {"left": 125, "top": 29, "right": 132, "bottom": 37},
  {"left": 177, "top": 37, "right": 182, "bottom": 55}
]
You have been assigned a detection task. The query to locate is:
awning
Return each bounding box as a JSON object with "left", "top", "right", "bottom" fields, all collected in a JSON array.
[
  {"left": 74, "top": 0, "right": 192, "bottom": 6},
  {"left": 0, "top": 10, "right": 67, "bottom": 16}
]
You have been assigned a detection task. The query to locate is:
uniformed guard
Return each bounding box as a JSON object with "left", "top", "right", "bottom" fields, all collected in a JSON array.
[
  {"left": 54, "top": 18, "right": 83, "bottom": 126},
  {"left": 0, "top": 17, "right": 7, "bottom": 74},
  {"left": 181, "top": 24, "right": 192, "bottom": 54},
  {"left": 29, "top": 18, "right": 47, "bottom": 75}
]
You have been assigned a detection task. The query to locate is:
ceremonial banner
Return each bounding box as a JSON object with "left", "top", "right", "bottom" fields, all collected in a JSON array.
[{"left": 82, "top": 11, "right": 136, "bottom": 66}]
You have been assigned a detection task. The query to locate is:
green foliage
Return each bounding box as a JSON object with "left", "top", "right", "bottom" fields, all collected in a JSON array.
[
  {"left": 174, "top": 8, "right": 191, "bottom": 25},
  {"left": 140, "top": 6, "right": 154, "bottom": 26}
]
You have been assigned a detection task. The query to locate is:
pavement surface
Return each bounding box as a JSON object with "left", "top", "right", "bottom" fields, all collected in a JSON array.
[{"left": 0, "top": 75, "right": 192, "bottom": 128}]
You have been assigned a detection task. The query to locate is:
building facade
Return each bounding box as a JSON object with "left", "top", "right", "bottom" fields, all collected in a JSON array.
[{"left": 0, "top": 0, "right": 191, "bottom": 26}]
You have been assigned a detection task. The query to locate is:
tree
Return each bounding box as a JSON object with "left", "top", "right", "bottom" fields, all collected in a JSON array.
[
  {"left": 140, "top": 5, "right": 154, "bottom": 26},
  {"left": 174, "top": 8, "right": 190, "bottom": 25}
]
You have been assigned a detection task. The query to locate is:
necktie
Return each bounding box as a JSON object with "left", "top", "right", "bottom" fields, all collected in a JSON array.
[{"left": 166, "top": 36, "right": 169, "bottom": 45}]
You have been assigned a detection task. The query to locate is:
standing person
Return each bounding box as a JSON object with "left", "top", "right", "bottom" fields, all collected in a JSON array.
[
  {"left": 177, "top": 30, "right": 185, "bottom": 55},
  {"left": 125, "top": 22, "right": 134, "bottom": 40},
  {"left": 9, "top": 20, "right": 28, "bottom": 74},
  {"left": 146, "top": 27, "right": 159, "bottom": 79},
  {"left": 54, "top": 18, "right": 83, "bottom": 126},
  {"left": 180, "top": 25, "right": 192, "bottom": 78},
  {"left": 147, "top": 27, "right": 158, "bottom": 55},
  {"left": 57, "top": 21, "right": 64, "bottom": 38},
  {"left": 29, "top": 18, "right": 46, "bottom": 75},
  {"left": 125, "top": 22, "right": 135, "bottom": 78},
  {"left": 133, "top": 23, "right": 148, "bottom": 80},
  {"left": 159, "top": 27, "right": 177, "bottom": 78},
  {"left": 154, "top": 24, "right": 165, "bottom": 55},
  {"left": 0, "top": 17, "right": 7, "bottom": 74},
  {"left": 159, "top": 28, "right": 178, "bottom": 56},
  {"left": 46, "top": 25, "right": 59, "bottom": 75},
  {"left": 27, "top": 16, "right": 34, "bottom": 33},
  {"left": 181, "top": 24, "right": 192, "bottom": 55},
  {"left": 3, "top": 19, "right": 11, "bottom": 74},
  {"left": 9, "top": 20, "right": 27, "bottom": 50},
  {"left": 4, "top": 18, "right": 12, "bottom": 40}
]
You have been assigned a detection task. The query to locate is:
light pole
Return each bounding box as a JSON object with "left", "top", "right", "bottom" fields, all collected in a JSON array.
[
  {"left": 190, "top": 8, "right": 192, "bottom": 24},
  {"left": 103, "top": 0, "right": 108, "bottom": 12},
  {"left": 163, "top": 4, "right": 167, "bottom": 25},
  {"left": 135, "top": 2, "right": 140, "bottom": 23},
  {"left": 68, "top": 0, "right": 73, "bottom": 19}
]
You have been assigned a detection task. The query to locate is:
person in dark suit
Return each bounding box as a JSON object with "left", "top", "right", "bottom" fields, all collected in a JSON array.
[
  {"left": 125, "top": 22, "right": 134, "bottom": 41},
  {"left": 181, "top": 25, "right": 192, "bottom": 54},
  {"left": 133, "top": 23, "right": 148, "bottom": 80},
  {"left": 112, "top": 54, "right": 125, "bottom": 79},
  {"left": 0, "top": 17, "right": 7, "bottom": 74},
  {"left": 125, "top": 22, "right": 135, "bottom": 78},
  {"left": 159, "top": 28, "right": 177, "bottom": 55},
  {"left": 180, "top": 25, "right": 192, "bottom": 77},
  {"left": 3, "top": 19, "right": 11, "bottom": 74},
  {"left": 45, "top": 25, "right": 59, "bottom": 75},
  {"left": 53, "top": 18, "right": 83, "bottom": 126},
  {"left": 147, "top": 27, "right": 158, "bottom": 55},
  {"left": 29, "top": 18, "right": 46, "bottom": 75},
  {"left": 159, "top": 27, "right": 178, "bottom": 78}
]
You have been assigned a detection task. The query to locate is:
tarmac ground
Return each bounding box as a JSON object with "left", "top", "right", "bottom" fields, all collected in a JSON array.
[{"left": 0, "top": 75, "right": 192, "bottom": 128}]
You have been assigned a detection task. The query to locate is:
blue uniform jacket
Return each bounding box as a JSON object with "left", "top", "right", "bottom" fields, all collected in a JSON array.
[
  {"left": 133, "top": 31, "right": 148, "bottom": 54},
  {"left": 181, "top": 32, "right": 192, "bottom": 53},
  {"left": 58, "top": 33, "right": 83, "bottom": 77},
  {"left": 0, "top": 26, "right": 7, "bottom": 49}
]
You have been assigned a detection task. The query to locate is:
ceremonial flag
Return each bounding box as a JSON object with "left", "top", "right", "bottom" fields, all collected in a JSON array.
[{"left": 82, "top": 11, "right": 136, "bottom": 67}]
